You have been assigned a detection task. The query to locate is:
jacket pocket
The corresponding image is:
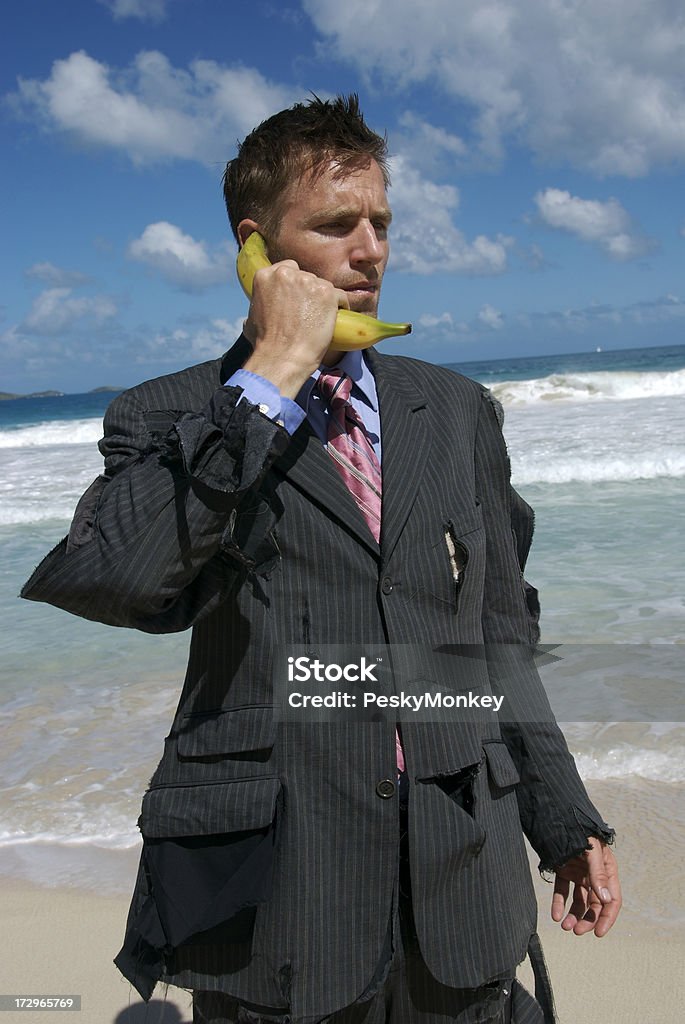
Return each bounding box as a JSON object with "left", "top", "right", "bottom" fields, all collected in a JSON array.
[
  {"left": 177, "top": 705, "right": 276, "bottom": 759},
  {"left": 446, "top": 503, "right": 483, "bottom": 538},
  {"left": 416, "top": 766, "right": 487, "bottom": 870},
  {"left": 483, "top": 740, "right": 520, "bottom": 789},
  {"left": 137, "top": 777, "right": 281, "bottom": 949},
  {"left": 443, "top": 504, "right": 485, "bottom": 614},
  {"left": 219, "top": 495, "right": 281, "bottom": 577}
]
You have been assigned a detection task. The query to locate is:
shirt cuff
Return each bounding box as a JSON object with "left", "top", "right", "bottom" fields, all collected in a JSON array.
[{"left": 226, "top": 369, "right": 306, "bottom": 434}]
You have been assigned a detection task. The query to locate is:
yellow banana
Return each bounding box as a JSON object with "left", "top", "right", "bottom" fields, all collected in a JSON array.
[{"left": 236, "top": 231, "right": 411, "bottom": 350}]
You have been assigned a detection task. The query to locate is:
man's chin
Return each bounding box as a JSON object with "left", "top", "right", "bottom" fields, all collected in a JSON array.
[{"left": 346, "top": 295, "right": 379, "bottom": 317}]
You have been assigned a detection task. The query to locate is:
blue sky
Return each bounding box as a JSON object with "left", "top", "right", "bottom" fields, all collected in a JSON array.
[{"left": 2, "top": 0, "right": 684, "bottom": 394}]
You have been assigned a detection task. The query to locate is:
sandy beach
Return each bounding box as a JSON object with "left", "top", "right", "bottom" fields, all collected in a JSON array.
[
  {"left": 3, "top": 882, "right": 681, "bottom": 1024},
  {"left": 1, "top": 779, "right": 682, "bottom": 1024}
]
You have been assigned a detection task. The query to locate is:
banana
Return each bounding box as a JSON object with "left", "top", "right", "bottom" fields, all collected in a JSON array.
[{"left": 236, "top": 231, "right": 411, "bottom": 350}]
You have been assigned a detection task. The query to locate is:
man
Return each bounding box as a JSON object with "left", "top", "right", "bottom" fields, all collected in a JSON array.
[{"left": 22, "top": 95, "right": 621, "bottom": 1024}]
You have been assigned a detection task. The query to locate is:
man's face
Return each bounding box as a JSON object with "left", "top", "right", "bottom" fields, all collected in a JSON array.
[{"left": 267, "top": 158, "right": 391, "bottom": 317}]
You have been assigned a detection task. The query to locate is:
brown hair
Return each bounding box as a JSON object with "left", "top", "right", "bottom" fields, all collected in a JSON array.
[{"left": 222, "top": 93, "right": 390, "bottom": 244}]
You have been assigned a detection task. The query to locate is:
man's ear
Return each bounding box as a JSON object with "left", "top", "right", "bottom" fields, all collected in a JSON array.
[{"left": 237, "top": 219, "right": 260, "bottom": 247}]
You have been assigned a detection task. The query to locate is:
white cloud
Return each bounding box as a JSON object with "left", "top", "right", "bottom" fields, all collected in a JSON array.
[
  {"left": 128, "top": 222, "right": 231, "bottom": 291},
  {"left": 9, "top": 50, "right": 297, "bottom": 166},
  {"left": 1, "top": 325, "right": 26, "bottom": 361},
  {"left": 534, "top": 188, "right": 652, "bottom": 260},
  {"left": 136, "top": 316, "right": 245, "bottom": 364},
  {"left": 393, "top": 112, "right": 468, "bottom": 176},
  {"left": 478, "top": 304, "right": 504, "bottom": 329},
  {"left": 98, "top": 0, "right": 169, "bottom": 20},
  {"left": 626, "top": 294, "right": 685, "bottom": 325},
  {"left": 25, "top": 262, "right": 93, "bottom": 287},
  {"left": 512, "top": 294, "right": 685, "bottom": 333},
  {"left": 303, "top": 0, "right": 685, "bottom": 176},
  {"left": 414, "top": 294, "right": 685, "bottom": 353},
  {"left": 21, "top": 288, "right": 118, "bottom": 336},
  {"left": 419, "top": 312, "right": 454, "bottom": 328},
  {"left": 0, "top": 323, "right": 79, "bottom": 382},
  {"left": 2, "top": 310, "right": 245, "bottom": 388},
  {"left": 388, "top": 156, "right": 512, "bottom": 275}
]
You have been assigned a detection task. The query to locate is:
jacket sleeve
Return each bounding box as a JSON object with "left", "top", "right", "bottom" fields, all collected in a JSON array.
[
  {"left": 20, "top": 384, "right": 290, "bottom": 633},
  {"left": 476, "top": 388, "right": 615, "bottom": 872}
]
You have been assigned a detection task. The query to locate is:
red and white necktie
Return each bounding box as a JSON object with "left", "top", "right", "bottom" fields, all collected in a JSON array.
[
  {"left": 317, "top": 369, "right": 382, "bottom": 541},
  {"left": 317, "top": 369, "right": 405, "bottom": 773}
]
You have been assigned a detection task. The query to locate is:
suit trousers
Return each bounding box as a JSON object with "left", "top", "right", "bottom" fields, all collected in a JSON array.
[{"left": 192, "top": 777, "right": 545, "bottom": 1024}]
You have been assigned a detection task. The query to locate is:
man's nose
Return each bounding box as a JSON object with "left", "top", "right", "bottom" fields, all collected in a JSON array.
[{"left": 350, "top": 221, "right": 386, "bottom": 266}]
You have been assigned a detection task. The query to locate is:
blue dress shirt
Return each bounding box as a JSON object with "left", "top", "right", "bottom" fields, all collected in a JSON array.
[{"left": 226, "top": 350, "right": 382, "bottom": 461}]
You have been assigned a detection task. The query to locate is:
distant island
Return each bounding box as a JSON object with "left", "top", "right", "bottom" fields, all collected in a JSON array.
[
  {"left": 0, "top": 390, "right": 65, "bottom": 400},
  {"left": 0, "top": 386, "right": 123, "bottom": 401}
]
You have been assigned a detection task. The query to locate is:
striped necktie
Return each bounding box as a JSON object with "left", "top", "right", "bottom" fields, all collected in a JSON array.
[
  {"left": 317, "top": 369, "right": 405, "bottom": 773},
  {"left": 317, "top": 369, "right": 382, "bottom": 541}
]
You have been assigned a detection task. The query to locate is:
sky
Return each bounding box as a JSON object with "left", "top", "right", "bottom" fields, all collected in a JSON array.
[{"left": 2, "top": 0, "right": 685, "bottom": 394}]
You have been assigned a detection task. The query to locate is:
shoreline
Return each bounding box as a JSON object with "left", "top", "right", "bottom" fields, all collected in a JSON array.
[{"left": 1, "top": 778, "right": 683, "bottom": 911}]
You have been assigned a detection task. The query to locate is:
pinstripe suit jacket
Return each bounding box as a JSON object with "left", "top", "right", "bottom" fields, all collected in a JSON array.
[{"left": 22, "top": 336, "right": 613, "bottom": 1019}]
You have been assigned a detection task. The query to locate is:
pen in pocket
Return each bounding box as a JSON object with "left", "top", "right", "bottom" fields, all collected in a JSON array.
[{"left": 443, "top": 521, "right": 469, "bottom": 613}]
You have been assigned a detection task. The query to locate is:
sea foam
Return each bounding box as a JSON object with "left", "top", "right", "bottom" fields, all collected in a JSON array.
[
  {"left": 491, "top": 368, "right": 685, "bottom": 406},
  {"left": 511, "top": 449, "right": 685, "bottom": 485},
  {"left": 0, "top": 419, "right": 103, "bottom": 449}
]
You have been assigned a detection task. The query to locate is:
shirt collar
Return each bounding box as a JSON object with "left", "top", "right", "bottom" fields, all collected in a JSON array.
[{"left": 297, "top": 349, "right": 378, "bottom": 413}]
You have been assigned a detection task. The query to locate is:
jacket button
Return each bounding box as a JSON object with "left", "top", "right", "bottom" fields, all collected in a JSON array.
[
  {"left": 376, "top": 779, "right": 396, "bottom": 799},
  {"left": 381, "top": 576, "right": 393, "bottom": 595}
]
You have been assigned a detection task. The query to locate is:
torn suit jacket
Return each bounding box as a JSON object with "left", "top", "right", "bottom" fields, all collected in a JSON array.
[{"left": 21, "top": 336, "right": 614, "bottom": 1020}]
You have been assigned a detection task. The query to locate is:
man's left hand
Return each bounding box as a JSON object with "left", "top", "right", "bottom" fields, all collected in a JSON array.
[{"left": 551, "top": 837, "right": 622, "bottom": 937}]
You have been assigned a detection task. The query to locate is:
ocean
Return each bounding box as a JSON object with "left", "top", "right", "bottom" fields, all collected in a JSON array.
[{"left": 1, "top": 344, "right": 683, "bottom": 917}]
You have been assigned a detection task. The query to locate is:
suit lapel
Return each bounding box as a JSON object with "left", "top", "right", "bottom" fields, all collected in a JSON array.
[
  {"left": 212, "top": 339, "right": 430, "bottom": 559},
  {"left": 211, "top": 336, "right": 373, "bottom": 549},
  {"left": 366, "top": 350, "right": 429, "bottom": 563},
  {"left": 275, "top": 419, "right": 381, "bottom": 554}
]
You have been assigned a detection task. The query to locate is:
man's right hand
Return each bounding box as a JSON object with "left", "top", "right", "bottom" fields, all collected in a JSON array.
[{"left": 242, "top": 259, "right": 350, "bottom": 399}]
